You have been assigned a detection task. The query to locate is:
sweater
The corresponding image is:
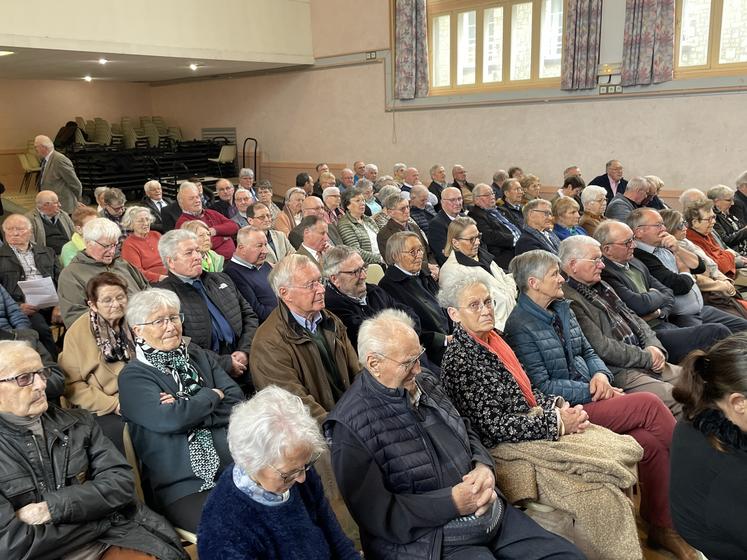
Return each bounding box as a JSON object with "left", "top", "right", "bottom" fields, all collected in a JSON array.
[
  {"left": 121, "top": 231, "right": 167, "bottom": 282},
  {"left": 198, "top": 466, "right": 359, "bottom": 560}
]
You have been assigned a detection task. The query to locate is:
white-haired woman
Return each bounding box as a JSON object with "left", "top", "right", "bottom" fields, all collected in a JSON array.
[
  {"left": 579, "top": 185, "right": 608, "bottom": 237},
  {"left": 708, "top": 184, "right": 747, "bottom": 254},
  {"left": 121, "top": 206, "right": 167, "bottom": 282},
  {"left": 118, "top": 288, "right": 244, "bottom": 533},
  {"left": 197, "top": 386, "right": 359, "bottom": 560},
  {"left": 275, "top": 187, "right": 306, "bottom": 236},
  {"left": 180, "top": 219, "right": 224, "bottom": 272}
]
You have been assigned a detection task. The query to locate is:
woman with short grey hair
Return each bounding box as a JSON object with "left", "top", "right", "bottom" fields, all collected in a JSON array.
[
  {"left": 121, "top": 206, "right": 166, "bottom": 282},
  {"left": 372, "top": 184, "right": 401, "bottom": 228},
  {"left": 275, "top": 187, "right": 306, "bottom": 236},
  {"left": 708, "top": 184, "right": 747, "bottom": 254},
  {"left": 180, "top": 219, "right": 224, "bottom": 272},
  {"left": 119, "top": 288, "right": 243, "bottom": 533},
  {"left": 197, "top": 385, "right": 358, "bottom": 559}
]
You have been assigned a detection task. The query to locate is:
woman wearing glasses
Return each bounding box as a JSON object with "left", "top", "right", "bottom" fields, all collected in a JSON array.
[
  {"left": 59, "top": 272, "right": 136, "bottom": 452},
  {"left": 198, "top": 386, "right": 359, "bottom": 560},
  {"left": 439, "top": 217, "right": 517, "bottom": 331},
  {"left": 119, "top": 288, "right": 243, "bottom": 533}
]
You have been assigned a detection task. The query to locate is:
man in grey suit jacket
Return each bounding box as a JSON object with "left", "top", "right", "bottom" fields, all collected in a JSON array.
[
  {"left": 34, "top": 135, "right": 82, "bottom": 214},
  {"left": 241, "top": 202, "right": 295, "bottom": 265}
]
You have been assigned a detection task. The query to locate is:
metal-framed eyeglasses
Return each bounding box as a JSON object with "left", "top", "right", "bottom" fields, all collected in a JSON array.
[
  {"left": 268, "top": 451, "right": 323, "bottom": 484},
  {"left": 377, "top": 347, "right": 426, "bottom": 373},
  {"left": 136, "top": 313, "right": 185, "bottom": 329}
]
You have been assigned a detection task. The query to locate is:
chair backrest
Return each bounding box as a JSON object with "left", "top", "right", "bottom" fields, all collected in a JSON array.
[
  {"left": 121, "top": 424, "right": 145, "bottom": 502},
  {"left": 17, "top": 153, "right": 30, "bottom": 173},
  {"left": 367, "top": 263, "right": 385, "bottom": 285},
  {"left": 218, "top": 144, "right": 237, "bottom": 163},
  {"left": 75, "top": 116, "right": 86, "bottom": 128}
]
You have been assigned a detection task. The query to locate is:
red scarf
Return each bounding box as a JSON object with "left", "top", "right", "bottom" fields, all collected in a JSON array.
[
  {"left": 686, "top": 229, "right": 736, "bottom": 277},
  {"left": 470, "top": 330, "right": 538, "bottom": 407}
]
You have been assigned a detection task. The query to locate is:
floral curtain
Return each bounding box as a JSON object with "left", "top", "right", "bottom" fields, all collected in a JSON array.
[
  {"left": 621, "top": 0, "right": 675, "bottom": 86},
  {"left": 561, "top": 0, "right": 603, "bottom": 90},
  {"left": 394, "top": 0, "right": 429, "bottom": 100}
]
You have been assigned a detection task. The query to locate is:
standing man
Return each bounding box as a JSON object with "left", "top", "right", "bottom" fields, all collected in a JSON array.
[
  {"left": 26, "top": 191, "right": 73, "bottom": 255},
  {"left": 590, "top": 159, "right": 628, "bottom": 202},
  {"left": 34, "top": 135, "right": 82, "bottom": 214}
]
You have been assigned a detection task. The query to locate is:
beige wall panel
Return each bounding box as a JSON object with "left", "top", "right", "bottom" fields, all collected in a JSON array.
[{"left": 310, "top": 0, "right": 390, "bottom": 58}]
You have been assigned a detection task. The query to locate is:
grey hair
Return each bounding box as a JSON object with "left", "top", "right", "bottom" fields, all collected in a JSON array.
[
  {"left": 364, "top": 163, "right": 378, "bottom": 173},
  {"left": 234, "top": 187, "right": 251, "bottom": 198},
  {"left": 493, "top": 170, "right": 508, "bottom": 184},
  {"left": 0, "top": 340, "right": 35, "bottom": 377},
  {"left": 239, "top": 168, "right": 255, "bottom": 179},
  {"left": 177, "top": 181, "right": 198, "bottom": 201},
  {"left": 356, "top": 178, "right": 373, "bottom": 192},
  {"left": 626, "top": 176, "right": 650, "bottom": 193},
  {"left": 284, "top": 187, "right": 305, "bottom": 203},
  {"left": 383, "top": 192, "right": 407, "bottom": 211},
  {"left": 437, "top": 274, "right": 490, "bottom": 309},
  {"left": 143, "top": 180, "right": 161, "bottom": 193},
  {"left": 429, "top": 164, "right": 444, "bottom": 178},
  {"left": 707, "top": 184, "right": 734, "bottom": 201},
  {"left": 322, "top": 246, "right": 359, "bottom": 278},
  {"left": 236, "top": 226, "right": 264, "bottom": 246},
  {"left": 1, "top": 213, "right": 32, "bottom": 230},
  {"left": 593, "top": 219, "right": 628, "bottom": 246},
  {"left": 322, "top": 186, "right": 340, "bottom": 200},
  {"left": 102, "top": 188, "right": 126, "bottom": 206},
  {"left": 472, "top": 183, "right": 493, "bottom": 197},
  {"left": 34, "top": 135, "right": 54, "bottom": 150},
  {"left": 158, "top": 229, "right": 197, "bottom": 269},
  {"left": 82, "top": 217, "right": 121, "bottom": 243},
  {"left": 228, "top": 385, "right": 326, "bottom": 477},
  {"left": 179, "top": 219, "right": 209, "bottom": 235},
  {"left": 559, "top": 235, "right": 601, "bottom": 268},
  {"left": 522, "top": 197, "right": 550, "bottom": 219},
  {"left": 385, "top": 231, "right": 420, "bottom": 266},
  {"left": 626, "top": 207, "right": 660, "bottom": 230},
  {"left": 268, "top": 254, "right": 316, "bottom": 296},
  {"left": 121, "top": 206, "right": 154, "bottom": 229},
  {"left": 125, "top": 288, "right": 180, "bottom": 326},
  {"left": 94, "top": 186, "right": 110, "bottom": 200},
  {"left": 393, "top": 163, "right": 407, "bottom": 174},
  {"left": 376, "top": 185, "right": 401, "bottom": 204},
  {"left": 580, "top": 185, "right": 607, "bottom": 205},
  {"left": 736, "top": 170, "right": 747, "bottom": 188},
  {"left": 357, "top": 309, "right": 416, "bottom": 368},
  {"left": 508, "top": 250, "right": 561, "bottom": 293},
  {"left": 678, "top": 188, "right": 706, "bottom": 210}
]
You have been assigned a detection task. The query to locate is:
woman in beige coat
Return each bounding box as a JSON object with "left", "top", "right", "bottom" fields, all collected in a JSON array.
[{"left": 59, "top": 271, "right": 135, "bottom": 451}]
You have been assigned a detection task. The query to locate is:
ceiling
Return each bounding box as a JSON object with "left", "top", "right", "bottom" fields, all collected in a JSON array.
[{"left": 0, "top": 46, "right": 301, "bottom": 84}]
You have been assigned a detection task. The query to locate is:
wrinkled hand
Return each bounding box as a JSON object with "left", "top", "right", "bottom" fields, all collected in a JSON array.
[
  {"left": 589, "top": 372, "right": 615, "bottom": 401},
  {"left": 559, "top": 403, "right": 590, "bottom": 434},
  {"left": 19, "top": 303, "right": 39, "bottom": 316},
  {"left": 428, "top": 263, "right": 440, "bottom": 281},
  {"left": 209, "top": 227, "right": 217, "bottom": 236},
  {"left": 15, "top": 502, "right": 51, "bottom": 525},
  {"left": 646, "top": 346, "right": 666, "bottom": 373},
  {"left": 658, "top": 232, "right": 678, "bottom": 252},
  {"left": 642, "top": 309, "right": 661, "bottom": 322},
  {"left": 159, "top": 392, "right": 176, "bottom": 405},
  {"left": 211, "top": 388, "right": 225, "bottom": 400},
  {"left": 452, "top": 464, "right": 496, "bottom": 516},
  {"left": 51, "top": 306, "right": 63, "bottom": 325},
  {"left": 230, "top": 356, "right": 247, "bottom": 377}
]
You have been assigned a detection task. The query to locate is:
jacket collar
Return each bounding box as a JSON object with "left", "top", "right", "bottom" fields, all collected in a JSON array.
[
  {"left": 0, "top": 404, "right": 78, "bottom": 436},
  {"left": 516, "top": 292, "right": 569, "bottom": 324},
  {"left": 276, "top": 300, "right": 336, "bottom": 343}
]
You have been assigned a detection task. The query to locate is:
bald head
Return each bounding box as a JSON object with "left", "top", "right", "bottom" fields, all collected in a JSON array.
[
  {"left": 404, "top": 167, "right": 420, "bottom": 186},
  {"left": 2, "top": 214, "right": 33, "bottom": 250},
  {"left": 302, "top": 195, "right": 325, "bottom": 217}
]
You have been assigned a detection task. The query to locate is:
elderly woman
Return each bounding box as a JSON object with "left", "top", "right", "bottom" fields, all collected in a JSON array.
[
  {"left": 440, "top": 217, "right": 517, "bottom": 331},
  {"left": 180, "top": 219, "right": 224, "bottom": 272},
  {"left": 58, "top": 218, "right": 148, "bottom": 327},
  {"left": 274, "top": 187, "right": 305, "bottom": 235},
  {"left": 708, "top": 184, "right": 747, "bottom": 254},
  {"left": 685, "top": 198, "right": 747, "bottom": 278},
  {"left": 520, "top": 173, "right": 542, "bottom": 205},
  {"left": 357, "top": 177, "right": 381, "bottom": 215},
  {"left": 121, "top": 206, "right": 167, "bottom": 282},
  {"left": 118, "top": 288, "right": 244, "bottom": 532},
  {"left": 322, "top": 186, "right": 344, "bottom": 224},
  {"left": 325, "top": 310, "right": 582, "bottom": 559},
  {"left": 0, "top": 341, "right": 189, "bottom": 560},
  {"left": 380, "top": 231, "right": 451, "bottom": 364},
  {"left": 198, "top": 386, "right": 358, "bottom": 559},
  {"left": 439, "top": 276, "right": 650, "bottom": 559},
  {"left": 504, "top": 251, "right": 694, "bottom": 559},
  {"left": 60, "top": 205, "right": 99, "bottom": 267},
  {"left": 256, "top": 179, "right": 282, "bottom": 223},
  {"left": 337, "top": 187, "right": 385, "bottom": 266},
  {"left": 59, "top": 272, "right": 135, "bottom": 450},
  {"left": 645, "top": 175, "right": 669, "bottom": 210},
  {"left": 578, "top": 185, "right": 608, "bottom": 236},
  {"left": 371, "top": 184, "right": 400, "bottom": 228},
  {"left": 552, "top": 197, "right": 588, "bottom": 240},
  {"left": 670, "top": 334, "right": 747, "bottom": 558}
]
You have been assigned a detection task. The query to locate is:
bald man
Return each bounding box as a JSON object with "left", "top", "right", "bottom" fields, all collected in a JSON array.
[{"left": 34, "top": 135, "right": 82, "bottom": 214}]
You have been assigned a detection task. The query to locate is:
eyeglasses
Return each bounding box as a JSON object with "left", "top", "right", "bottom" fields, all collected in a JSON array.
[
  {"left": 291, "top": 279, "right": 324, "bottom": 291},
  {"left": 577, "top": 257, "right": 604, "bottom": 266},
  {"left": 675, "top": 221, "right": 687, "bottom": 230},
  {"left": 97, "top": 294, "right": 128, "bottom": 307},
  {"left": 458, "top": 297, "right": 495, "bottom": 314},
  {"left": 403, "top": 247, "right": 425, "bottom": 258},
  {"left": 442, "top": 197, "right": 463, "bottom": 203},
  {"left": 42, "top": 200, "right": 61, "bottom": 206},
  {"left": 251, "top": 213, "right": 272, "bottom": 221},
  {"left": 637, "top": 222, "right": 665, "bottom": 229},
  {"left": 108, "top": 205, "right": 125, "bottom": 212},
  {"left": 392, "top": 206, "right": 410, "bottom": 213},
  {"left": 268, "top": 451, "right": 323, "bottom": 484},
  {"left": 697, "top": 215, "right": 717, "bottom": 223},
  {"left": 0, "top": 369, "right": 48, "bottom": 387},
  {"left": 530, "top": 209, "right": 552, "bottom": 217},
  {"left": 377, "top": 347, "right": 426, "bottom": 373},
  {"left": 93, "top": 239, "right": 118, "bottom": 251},
  {"left": 136, "top": 313, "right": 184, "bottom": 329},
  {"left": 606, "top": 237, "right": 636, "bottom": 247},
  {"left": 338, "top": 265, "right": 368, "bottom": 277},
  {"left": 456, "top": 233, "right": 482, "bottom": 245}
]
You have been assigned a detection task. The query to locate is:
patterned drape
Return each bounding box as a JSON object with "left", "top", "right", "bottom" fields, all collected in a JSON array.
[
  {"left": 561, "top": 0, "right": 603, "bottom": 90},
  {"left": 394, "top": 0, "right": 429, "bottom": 99},
  {"left": 621, "top": 0, "right": 675, "bottom": 86}
]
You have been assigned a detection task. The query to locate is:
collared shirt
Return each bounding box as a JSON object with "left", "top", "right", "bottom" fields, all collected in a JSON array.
[
  {"left": 394, "top": 264, "right": 418, "bottom": 277},
  {"left": 40, "top": 212, "right": 59, "bottom": 225},
  {"left": 289, "top": 309, "right": 323, "bottom": 333},
  {"left": 608, "top": 175, "right": 619, "bottom": 195},
  {"left": 11, "top": 245, "right": 42, "bottom": 280},
  {"left": 301, "top": 244, "right": 320, "bottom": 262},
  {"left": 233, "top": 464, "right": 290, "bottom": 506},
  {"left": 230, "top": 255, "right": 257, "bottom": 270},
  {"left": 149, "top": 197, "right": 167, "bottom": 210}
]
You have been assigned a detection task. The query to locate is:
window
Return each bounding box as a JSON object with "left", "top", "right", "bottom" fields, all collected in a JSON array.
[
  {"left": 427, "top": 0, "right": 563, "bottom": 93},
  {"left": 676, "top": 0, "right": 747, "bottom": 75}
]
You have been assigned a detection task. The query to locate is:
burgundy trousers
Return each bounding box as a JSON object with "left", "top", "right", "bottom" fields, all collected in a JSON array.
[{"left": 583, "top": 391, "right": 675, "bottom": 528}]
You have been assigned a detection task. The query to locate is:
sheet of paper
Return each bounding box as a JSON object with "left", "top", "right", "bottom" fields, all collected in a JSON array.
[{"left": 17, "top": 276, "right": 59, "bottom": 309}]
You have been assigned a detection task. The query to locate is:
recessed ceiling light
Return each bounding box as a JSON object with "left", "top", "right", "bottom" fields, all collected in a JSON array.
[
  {"left": 83, "top": 75, "right": 93, "bottom": 82},
  {"left": 189, "top": 64, "right": 198, "bottom": 71},
  {"left": 98, "top": 58, "right": 108, "bottom": 65},
  {"left": 0, "top": 50, "right": 14, "bottom": 57}
]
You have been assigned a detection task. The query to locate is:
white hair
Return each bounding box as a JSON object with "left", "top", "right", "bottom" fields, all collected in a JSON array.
[
  {"left": 580, "top": 185, "right": 607, "bottom": 205},
  {"left": 678, "top": 188, "right": 706, "bottom": 210},
  {"left": 268, "top": 254, "right": 316, "bottom": 296},
  {"left": 143, "top": 180, "right": 161, "bottom": 193},
  {"left": 322, "top": 187, "right": 340, "bottom": 200},
  {"left": 121, "top": 206, "right": 154, "bottom": 229},
  {"left": 0, "top": 340, "right": 35, "bottom": 377},
  {"left": 559, "top": 236, "right": 601, "bottom": 269},
  {"left": 736, "top": 170, "right": 747, "bottom": 189},
  {"left": 158, "top": 229, "right": 197, "bottom": 269},
  {"left": 125, "top": 288, "right": 180, "bottom": 326},
  {"left": 437, "top": 274, "right": 489, "bottom": 309},
  {"left": 239, "top": 168, "right": 254, "bottom": 178},
  {"left": 509, "top": 250, "right": 561, "bottom": 292},
  {"left": 365, "top": 163, "right": 378, "bottom": 173},
  {"left": 228, "top": 385, "right": 326, "bottom": 477},
  {"left": 82, "top": 218, "right": 121, "bottom": 243},
  {"left": 357, "top": 309, "right": 416, "bottom": 369}
]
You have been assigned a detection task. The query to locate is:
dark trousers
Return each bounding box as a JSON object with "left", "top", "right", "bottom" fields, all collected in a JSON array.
[
  {"left": 670, "top": 304, "right": 747, "bottom": 332},
  {"left": 653, "top": 321, "right": 730, "bottom": 363},
  {"left": 162, "top": 490, "right": 211, "bottom": 533},
  {"left": 442, "top": 502, "right": 584, "bottom": 559},
  {"left": 584, "top": 392, "right": 675, "bottom": 528},
  {"left": 29, "top": 311, "right": 57, "bottom": 359}
]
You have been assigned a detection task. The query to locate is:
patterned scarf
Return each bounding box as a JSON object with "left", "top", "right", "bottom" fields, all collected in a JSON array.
[
  {"left": 566, "top": 277, "right": 647, "bottom": 348},
  {"left": 136, "top": 339, "right": 220, "bottom": 492},
  {"left": 89, "top": 310, "right": 134, "bottom": 363}
]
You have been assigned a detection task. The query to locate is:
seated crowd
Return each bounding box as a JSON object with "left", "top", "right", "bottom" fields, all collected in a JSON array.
[{"left": 2, "top": 159, "right": 747, "bottom": 560}]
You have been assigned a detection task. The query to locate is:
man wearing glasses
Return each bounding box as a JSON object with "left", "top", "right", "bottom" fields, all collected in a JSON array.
[
  {"left": 428, "top": 186, "right": 466, "bottom": 266},
  {"left": 515, "top": 199, "right": 561, "bottom": 256},
  {"left": 469, "top": 183, "right": 522, "bottom": 270},
  {"left": 595, "top": 220, "right": 730, "bottom": 365},
  {"left": 604, "top": 176, "right": 651, "bottom": 222}
]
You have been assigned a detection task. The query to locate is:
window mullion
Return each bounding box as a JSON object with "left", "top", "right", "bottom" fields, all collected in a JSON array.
[
  {"left": 531, "top": 0, "right": 541, "bottom": 81},
  {"left": 503, "top": 1, "right": 512, "bottom": 81},
  {"left": 476, "top": 8, "right": 485, "bottom": 84},
  {"left": 710, "top": 0, "right": 724, "bottom": 68}
]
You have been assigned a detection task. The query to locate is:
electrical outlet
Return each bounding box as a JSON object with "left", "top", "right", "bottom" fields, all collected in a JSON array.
[
  {"left": 599, "top": 86, "right": 607, "bottom": 94},
  {"left": 366, "top": 51, "right": 377, "bottom": 60},
  {"left": 615, "top": 85, "right": 623, "bottom": 93}
]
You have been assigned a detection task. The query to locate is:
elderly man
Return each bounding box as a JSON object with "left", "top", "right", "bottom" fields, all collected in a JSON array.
[
  {"left": 237, "top": 167, "right": 258, "bottom": 202},
  {"left": 324, "top": 310, "right": 583, "bottom": 560},
  {"left": 497, "top": 178, "right": 525, "bottom": 228},
  {"left": 175, "top": 181, "right": 238, "bottom": 260},
  {"left": 515, "top": 198, "right": 560, "bottom": 256},
  {"left": 0, "top": 341, "right": 189, "bottom": 560},
  {"left": 295, "top": 216, "right": 330, "bottom": 271},
  {"left": 223, "top": 227, "right": 277, "bottom": 323},
  {"left": 210, "top": 178, "right": 238, "bottom": 218},
  {"left": 604, "top": 176, "right": 651, "bottom": 221},
  {"left": 289, "top": 196, "right": 343, "bottom": 248},
  {"left": 363, "top": 163, "right": 378, "bottom": 183},
  {"left": 352, "top": 160, "right": 366, "bottom": 183},
  {"left": 470, "top": 183, "right": 522, "bottom": 270},
  {"left": 392, "top": 162, "right": 407, "bottom": 186},
  {"left": 491, "top": 169, "right": 509, "bottom": 200},
  {"left": 732, "top": 170, "right": 747, "bottom": 224},
  {"left": 156, "top": 229, "right": 257, "bottom": 389},
  {"left": 25, "top": 190, "right": 73, "bottom": 254},
  {"left": 322, "top": 185, "right": 343, "bottom": 224},
  {"left": 250, "top": 253, "right": 358, "bottom": 422},
  {"left": 427, "top": 163, "right": 447, "bottom": 205},
  {"left": 550, "top": 175, "right": 586, "bottom": 209},
  {"left": 628, "top": 208, "right": 747, "bottom": 333},
  {"left": 58, "top": 218, "right": 147, "bottom": 327},
  {"left": 230, "top": 187, "right": 254, "bottom": 228},
  {"left": 141, "top": 180, "right": 172, "bottom": 233},
  {"left": 34, "top": 134, "right": 82, "bottom": 214},
  {"left": 590, "top": 159, "right": 628, "bottom": 202},
  {"left": 243, "top": 202, "right": 294, "bottom": 264},
  {"left": 400, "top": 167, "right": 420, "bottom": 199},
  {"left": 339, "top": 168, "right": 355, "bottom": 193},
  {"left": 595, "top": 220, "right": 730, "bottom": 364},
  {"left": 564, "top": 165, "right": 582, "bottom": 179},
  {"left": 100, "top": 188, "right": 127, "bottom": 237},
  {"left": 0, "top": 214, "right": 61, "bottom": 356},
  {"left": 409, "top": 184, "right": 437, "bottom": 233},
  {"left": 450, "top": 164, "right": 475, "bottom": 204},
  {"left": 428, "top": 186, "right": 466, "bottom": 265},
  {"left": 377, "top": 193, "right": 438, "bottom": 277}
]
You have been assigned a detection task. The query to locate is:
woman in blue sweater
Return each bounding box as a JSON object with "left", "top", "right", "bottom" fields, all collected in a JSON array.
[{"left": 198, "top": 385, "right": 359, "bottom": 560}]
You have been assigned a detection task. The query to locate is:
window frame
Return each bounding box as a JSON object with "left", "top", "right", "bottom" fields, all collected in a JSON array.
[
  {"left": 426, "top": 0, "right": 562, "bottom": 95},
  {"left": 675, "top": 0, "right": 747, "bottom": 78}
]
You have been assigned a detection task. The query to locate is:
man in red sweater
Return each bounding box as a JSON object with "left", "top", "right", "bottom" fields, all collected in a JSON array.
[{"left": 175, "top": 182, "right": 238, "bottom": 259}]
